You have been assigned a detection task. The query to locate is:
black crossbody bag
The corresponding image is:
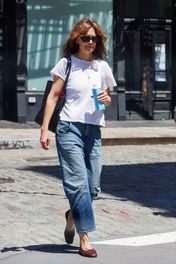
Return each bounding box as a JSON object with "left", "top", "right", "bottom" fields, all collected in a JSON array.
[{"left": 34, "top": 57, "right": 71, "bottom": 133}]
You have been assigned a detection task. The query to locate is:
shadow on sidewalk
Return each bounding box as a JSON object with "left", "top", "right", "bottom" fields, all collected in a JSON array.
[
  {"left": 100, "top": 162, "right": 176, "bottom": 218},
  {"left": 1, "top": 244, "right": 79, "bottom": 254},
  {"left": 19, "top": 161, "right": 176, "bottom": 218}
]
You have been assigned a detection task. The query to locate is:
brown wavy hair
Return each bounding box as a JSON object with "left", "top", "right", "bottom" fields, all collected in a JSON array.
[{"left": 62, "top": 18, "right": 107, "bottom": 59}]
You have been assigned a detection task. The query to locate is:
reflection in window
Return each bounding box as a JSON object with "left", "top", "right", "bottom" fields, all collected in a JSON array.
[
  {"left": 155, "top": 44, "right": 166, "bottom": 82},
  {"left": 27, "top": 0, "right": 113, "bottom": 91}
]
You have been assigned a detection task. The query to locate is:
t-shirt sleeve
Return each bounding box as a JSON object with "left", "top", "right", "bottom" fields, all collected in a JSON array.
[
  {"left": 50, "top": 57, "right": 68, "bottom": 81},
  {"left": 101, "top": 61, "right": 117, "bottom": 90}
]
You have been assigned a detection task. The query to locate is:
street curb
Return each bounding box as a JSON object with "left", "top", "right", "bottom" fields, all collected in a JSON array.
[
  {"left": 1, "top": 137, "right": 176, "bottom": 149},
  {"left": 102, "top": 137, "right": 176, "bottom": 146}
]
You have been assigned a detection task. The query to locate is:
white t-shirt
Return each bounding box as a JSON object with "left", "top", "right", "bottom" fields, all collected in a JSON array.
[{"left": 50, "top": 55, "right": 117, "bottom": 126}]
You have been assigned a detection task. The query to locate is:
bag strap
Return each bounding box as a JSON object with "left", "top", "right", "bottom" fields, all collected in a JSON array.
[{"left": 62, "top": 56, "right": 71, "bottom": 93}]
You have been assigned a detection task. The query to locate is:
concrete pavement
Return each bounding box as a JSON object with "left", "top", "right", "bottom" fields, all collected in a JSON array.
[
  {"left": 1, "top": 243, "right": 176, "bottom": 264},
  {"left": 0, "top": 120, "right": 176, "bottom": 149},
  {"left": 0, "top": 120, "right": 176, "bottom": 263}
]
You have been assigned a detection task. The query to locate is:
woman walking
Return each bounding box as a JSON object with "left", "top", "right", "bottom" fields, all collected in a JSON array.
[{"left": 40, "top": 18, "right": 116, "bottom": 257}]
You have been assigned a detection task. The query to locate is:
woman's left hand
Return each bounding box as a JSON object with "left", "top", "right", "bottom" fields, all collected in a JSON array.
[
  {"left": 97, "top": 90, "right": 111, "bottom": 107},
  {"left": 40, "top": 127, "right": 50, "bottom": 150}
]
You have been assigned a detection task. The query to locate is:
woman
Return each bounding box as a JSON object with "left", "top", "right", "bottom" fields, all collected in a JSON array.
[{"left": 40, "top": 18, "right": 116, "bottom": 257}]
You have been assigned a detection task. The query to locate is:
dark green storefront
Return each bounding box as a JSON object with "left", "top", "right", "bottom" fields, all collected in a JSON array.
[{"left": 0, "top": 0, "right": 174, "bottom": 122}]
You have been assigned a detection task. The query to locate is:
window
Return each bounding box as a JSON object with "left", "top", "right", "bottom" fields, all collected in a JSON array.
[
  {"left": 155, "top": 43, "right": 166, "bottom": 82},
  {"left": 27, "top": 0, "right": 113, "bottom": 91}
]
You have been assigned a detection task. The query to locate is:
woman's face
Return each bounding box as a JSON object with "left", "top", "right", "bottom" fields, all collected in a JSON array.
[{"left": 77, "top": 27, "right": 98, "bottom": 56}]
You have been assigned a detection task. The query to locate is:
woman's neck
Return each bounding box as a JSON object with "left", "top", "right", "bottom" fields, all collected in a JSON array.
[{"left": 74, "top": 51, "right": 93, "bottom": 61}]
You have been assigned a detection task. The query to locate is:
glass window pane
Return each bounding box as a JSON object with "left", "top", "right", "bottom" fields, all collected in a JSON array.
[
  {"left": 27, "top": 0, "right": 113, "bottom": 91},
  {"left": 155, "top": 43, "right": 166, "bottom": 82},
  {"left": 155, "top": 44, "right": 166, "bottom": 71}
]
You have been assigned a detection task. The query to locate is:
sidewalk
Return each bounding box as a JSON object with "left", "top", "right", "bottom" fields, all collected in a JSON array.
[
  {"left": 0, "top": 120, "right": 176, "bottom": 149},
  {"left": 1, "top": 243, "right": 175, "bottom": 264},
  {"left": 0, "top": 120, "right": 176, "bottom": 263}
]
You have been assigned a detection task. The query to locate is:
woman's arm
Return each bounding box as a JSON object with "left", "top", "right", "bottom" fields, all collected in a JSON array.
[{"left": 40, "top": 76, "right": 64, "bottom": 150}]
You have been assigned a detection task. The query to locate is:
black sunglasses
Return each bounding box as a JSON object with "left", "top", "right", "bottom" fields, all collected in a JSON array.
[{"left": 80, "top": 35, "right": 99, "bottom": 43}]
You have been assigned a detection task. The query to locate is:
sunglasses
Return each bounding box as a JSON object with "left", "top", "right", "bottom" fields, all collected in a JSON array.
[{"left": 80, "top": 35, "right": 99, "bottom": 43}]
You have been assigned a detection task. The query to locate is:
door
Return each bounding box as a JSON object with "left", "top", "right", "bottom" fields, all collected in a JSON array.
[
  {"left": 125, "top": 19, "right": 171, "bottom": 120},
  {"left": 152, "top": 30, "right": 172, "bottom": 120}
]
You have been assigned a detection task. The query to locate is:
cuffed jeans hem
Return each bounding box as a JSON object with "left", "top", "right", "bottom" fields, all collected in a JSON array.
[
  {"left": 78, "top": 227, "right": 96, "bottom": 234},
  {"left": 91, "top": 192, "right": 101, "bottom": 200}
]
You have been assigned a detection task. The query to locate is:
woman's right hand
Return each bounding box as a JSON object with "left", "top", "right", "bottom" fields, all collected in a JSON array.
[{"left": 40, "top": 127, "right": 50, "bottom": 150}]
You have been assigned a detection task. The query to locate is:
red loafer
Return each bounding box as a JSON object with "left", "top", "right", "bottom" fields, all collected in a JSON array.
[
  {"left": 64, "top": 210, "right": 75, "bottom": 244},
  {"left": 79, "top": 247, "right": 97, "bottom": 258}
]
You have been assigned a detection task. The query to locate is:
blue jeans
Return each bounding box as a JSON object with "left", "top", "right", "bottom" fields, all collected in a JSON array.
[{"left": 55, "top": 121, "right": 102, "bottom": 234}]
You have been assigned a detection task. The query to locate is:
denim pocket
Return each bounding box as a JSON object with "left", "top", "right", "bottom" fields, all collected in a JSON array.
[{"left": 57, "top": 121, "right": 70, "bottom": 134}]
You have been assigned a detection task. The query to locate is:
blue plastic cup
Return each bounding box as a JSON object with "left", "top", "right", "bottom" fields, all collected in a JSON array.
[{"left": 92, "top": 88, "right": 105, "bottom": 110}]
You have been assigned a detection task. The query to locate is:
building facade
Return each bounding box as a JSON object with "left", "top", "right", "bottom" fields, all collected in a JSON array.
[{"left": 0, "top": 0, "right": 174, "bottom": 122}]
